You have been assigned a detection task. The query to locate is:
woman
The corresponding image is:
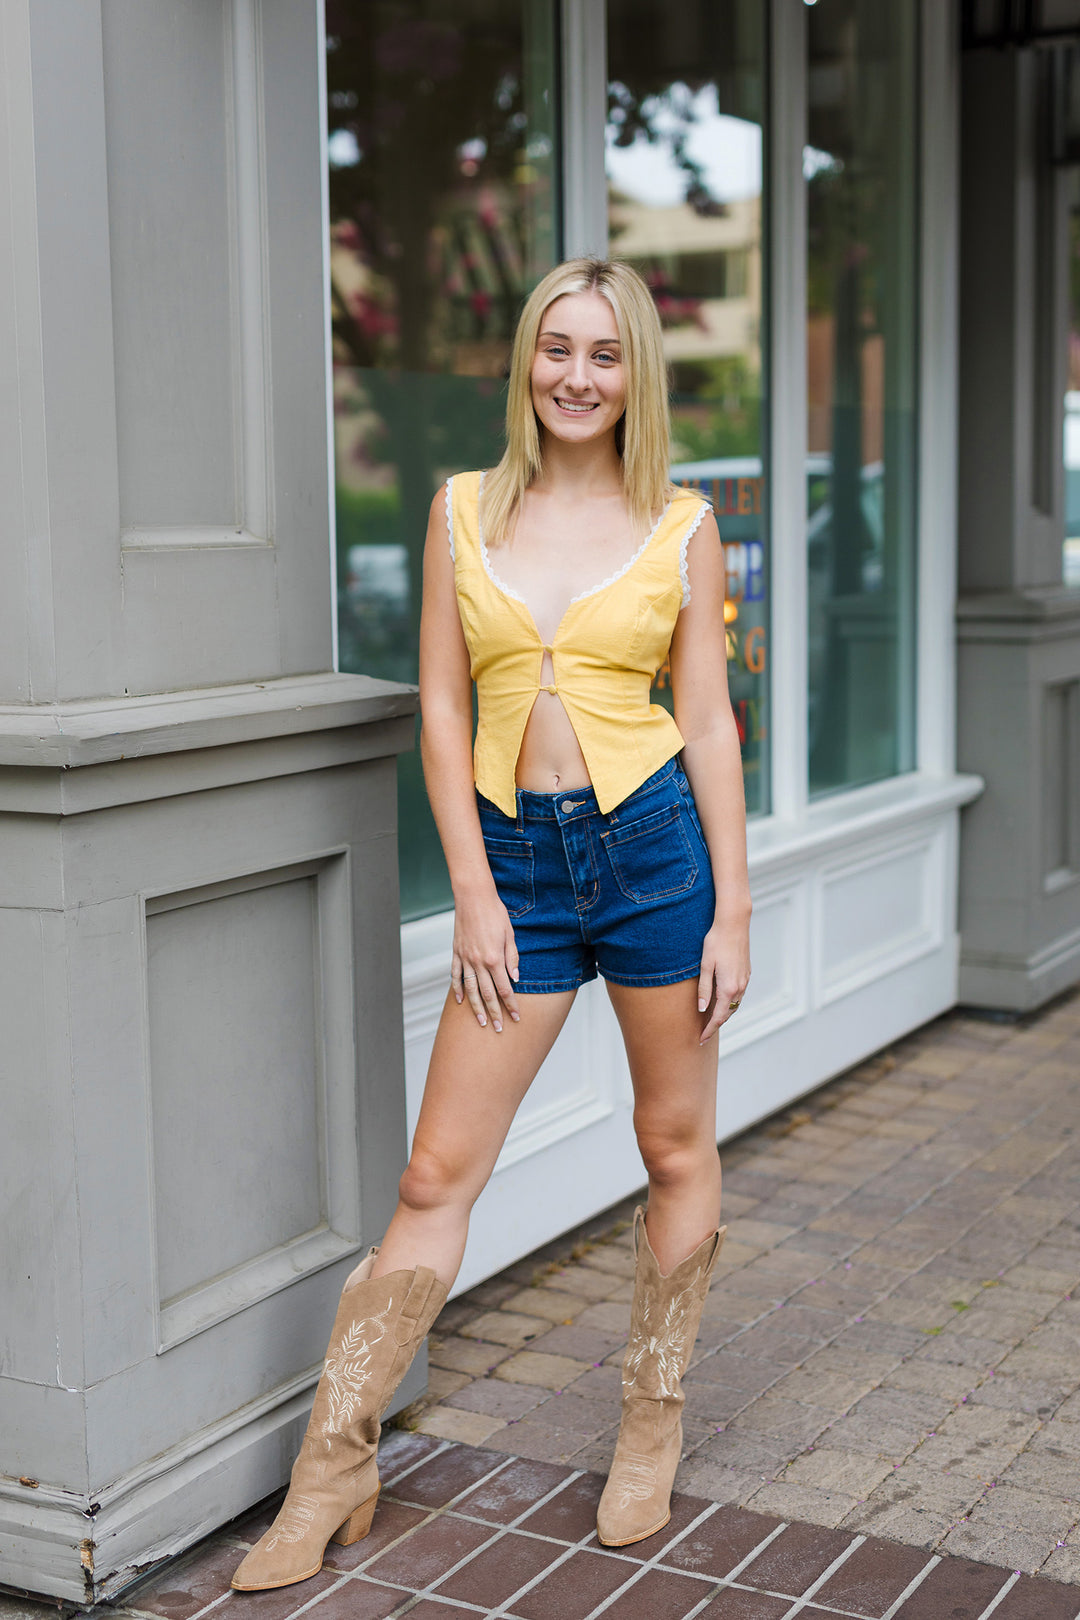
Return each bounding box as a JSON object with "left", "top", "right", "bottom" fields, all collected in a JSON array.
[{"left": 232, "top": 258, "right": 751, "bottom": 1592}]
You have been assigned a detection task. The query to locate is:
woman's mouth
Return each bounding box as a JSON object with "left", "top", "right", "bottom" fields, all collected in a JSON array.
[{"left": 554, "top": 398, "right": 599, "bottom": 414}]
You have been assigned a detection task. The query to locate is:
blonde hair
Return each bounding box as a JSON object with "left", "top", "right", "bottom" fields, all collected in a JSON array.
[{"left": 482, "top": 258, "right": 673, "bottom": 546}]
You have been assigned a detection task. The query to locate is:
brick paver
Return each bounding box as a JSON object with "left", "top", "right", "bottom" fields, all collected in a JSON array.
[
  {"left": 39, "top": 1432, "right": 1080, "bottom": 1619},
  {"left": 6, "top": 994, "right": 1080, "bottom": 1618},
  {"left": 405, "top": 991, "right": 1080, "bottom": 1588}
]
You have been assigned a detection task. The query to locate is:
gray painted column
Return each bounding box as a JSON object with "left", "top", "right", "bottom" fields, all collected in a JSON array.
[
  {"left": 956, "top": 44, "right": 1080, "bottom": 1010},
  {"left": 0, "top": 2, "right": 419, "bottom": 1600}
]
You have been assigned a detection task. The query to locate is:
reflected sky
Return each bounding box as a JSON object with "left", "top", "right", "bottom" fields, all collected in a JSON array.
[{"left": 605, "top": 83, "right": 761, "bottom": 207}]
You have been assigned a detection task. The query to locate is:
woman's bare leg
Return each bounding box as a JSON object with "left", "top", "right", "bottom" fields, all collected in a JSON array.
[
  {"left": 606, "top": 978, "right": 722, "bottom": 1270},
  {"left": 371, "top": 988, "right": 577, "bottom": 1287}
]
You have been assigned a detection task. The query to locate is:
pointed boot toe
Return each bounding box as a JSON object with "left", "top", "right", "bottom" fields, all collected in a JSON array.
[
  {"left": 597, "top": 1209, "right": 725, "bottom": 1548},
  {"left": 230, "top": 1253, "right": 446, "bottom": 1592}
]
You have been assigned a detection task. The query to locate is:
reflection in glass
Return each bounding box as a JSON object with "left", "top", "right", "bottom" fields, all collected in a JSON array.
[
  {"left": 1064, "top": 169, "right": 1080, "bottom": 587},
  {"left": 326, "top": 2, "right": 559, "bottom": 920},
  {"left": 806, "top": 0, "right": 918, "bottom": 796},
  {"left": 605, "top": 0, "right": 769, "bottom": 816}
]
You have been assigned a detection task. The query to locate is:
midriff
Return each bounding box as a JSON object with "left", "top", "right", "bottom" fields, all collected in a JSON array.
[{"left": 514, "top": 646, "right": 593, "bottom": 792}]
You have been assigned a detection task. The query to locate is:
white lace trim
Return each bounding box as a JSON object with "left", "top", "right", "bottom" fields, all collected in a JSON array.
[
  {"left": 567, "top": 498, "right": 674, "bottom": 606},
  {"left": 444, "top": 476, "right": 455, "bottom": 562},
  {"left": 476, "top": 481, "right": 706, "bottom": 617},
  {"left": 678, "top": 500, "right": 711, "bottom": 609},
  {"left": 476, "top": 470, "right": 527, "bottom": 603}
]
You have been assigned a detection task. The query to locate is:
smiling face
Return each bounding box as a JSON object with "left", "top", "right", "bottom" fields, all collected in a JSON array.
[{"left": 530, "top": 290, "right": 627, "bottom": 447}]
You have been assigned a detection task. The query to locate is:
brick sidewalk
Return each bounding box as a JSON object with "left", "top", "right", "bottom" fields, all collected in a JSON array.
[
  {"left": 5, "top": 991, "right": 1080, "bottom": 1619},
  {"left": 407, "top": 991, "right": 1080, "bottom": 1584}
]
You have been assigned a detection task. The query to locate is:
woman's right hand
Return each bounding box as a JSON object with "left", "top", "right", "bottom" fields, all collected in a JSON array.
[{"left": 451, "top": 889, "right": 521, "bottom": 1031}]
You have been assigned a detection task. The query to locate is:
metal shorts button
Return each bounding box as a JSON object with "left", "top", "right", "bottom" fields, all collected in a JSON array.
[{"left": 561, "top": 799, "right": 580, "bottom": 813}]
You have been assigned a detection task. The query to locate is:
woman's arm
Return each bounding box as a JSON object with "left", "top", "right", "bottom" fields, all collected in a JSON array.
[
  {"left": 668, "top": 507, "right": 752, "bottom": 1043},
  {"left": 419, "top": 486, "right": 519, "bottom": 1031}
]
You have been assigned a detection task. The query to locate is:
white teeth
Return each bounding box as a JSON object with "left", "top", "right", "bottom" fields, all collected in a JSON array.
[{"left": 556, "top": 400, "right": 596, "bottom": 412}]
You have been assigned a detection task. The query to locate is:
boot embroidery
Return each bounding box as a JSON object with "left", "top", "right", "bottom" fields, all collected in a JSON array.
[
  {"left": 321, "top": 1303, "right": 394, "bottom": 1437},
  {"left": 624, "top": 1267, "right": 701, "bottom": 1398},
  {"left": 610, "top": 1451, "right": 659, "bottom": 1507},
  {"left": 265, "top": 1493, "right": 319, "bottom": 1550}
]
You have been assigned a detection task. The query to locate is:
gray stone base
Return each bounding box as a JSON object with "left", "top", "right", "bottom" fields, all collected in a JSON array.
[{"left": 960, "top": 920, "right": 1080, "bottom": 1012}]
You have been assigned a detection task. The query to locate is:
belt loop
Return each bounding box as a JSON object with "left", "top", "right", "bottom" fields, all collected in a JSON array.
[{"left": 515, "top": 789, "right": 524, "bottom": 836}]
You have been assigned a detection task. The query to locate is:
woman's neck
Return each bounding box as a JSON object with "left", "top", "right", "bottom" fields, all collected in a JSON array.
[{"left": 534, "top": 429, "right": 624, "bottom": 500}]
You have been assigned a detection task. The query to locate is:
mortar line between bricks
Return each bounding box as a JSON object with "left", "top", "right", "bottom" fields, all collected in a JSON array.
[
  {"left": 456, "top": 1074, "right": 1071, "bottom": 1514},
  {"left": 227, "top": 1453, "right": 521, "bottom": 1620},
  {"left": 360, "top": 1462, "right": 587, "bottom": 1615},
  {"left": 379, "top": 1439, "right": 454, "bottom": 1489},
  {"left": 973, "top": 1569, "right": 1021, "bottom": 1619},
  {"left": 778, "top": 1533, "right": 865, "bottom": 1619},
  {"left": 485, "top": 1508, "right": 625, "bottom": 1619},
  {"left": 878, "top": 1555, "right": 940, "bottom": 1619},
  {"left": 574, "top": 1500, "right": 722, "bottom": 1618},
  {"left": 674, "top": 1097, "right": 1076, "bottom": 1507}
]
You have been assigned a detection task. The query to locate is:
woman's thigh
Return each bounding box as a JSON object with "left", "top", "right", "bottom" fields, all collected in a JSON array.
[
  {"left": 606, "top": 977, "right": 719, "bottom": 1139},
  {"left": 409, "top": 987, "right": 577, "bottom": 1200}
]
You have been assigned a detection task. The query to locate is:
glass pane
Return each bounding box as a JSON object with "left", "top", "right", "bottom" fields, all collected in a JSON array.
[
  {"left": 806, "top": 0, "right": 918, "bottom": 796},
  {"left": 326, "top": 1, "right": 559, "bottom": 921},
  {"left": 606, "top": 0, "right": 769, "bottom": 817},
  {"left": 1065, "top": 168, "right": 1080, "bottom": 587}
]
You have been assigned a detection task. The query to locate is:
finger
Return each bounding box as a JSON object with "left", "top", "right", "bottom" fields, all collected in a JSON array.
[
  {"left": 450, "top": 951, "right": 464, "bottom": 1004},
  {"left": 477, "top": 968, "right": 503, "bottom": 1032},
  {"left": 506, "top": 934, "right": 520, "bottom": 986},
  {"left": 492, "top": 970, "right": 520, "bottom": 1023},
  {"left": 699, "top": 978, "right": 726, "bottom": 1044},
  {"left": 697, "top": 964, "right": 714, "bottom": 1015},
  {"left": 700, "top": 1007, "right": 726, "bottom": 1043},
  {"left": 701, "top": 984, "right": 743, "bottom": 1045},
  {"left": 462, "top": 969, "right": 485, "bottom": 1026}
]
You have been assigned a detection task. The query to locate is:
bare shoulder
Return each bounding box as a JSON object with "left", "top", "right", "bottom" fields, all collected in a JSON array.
[
  {"left": 429, "top": 480, "right": 452, "bottom": 532},
  {"left": 684, "top": 502, "right": 723, "bottom": 571}
]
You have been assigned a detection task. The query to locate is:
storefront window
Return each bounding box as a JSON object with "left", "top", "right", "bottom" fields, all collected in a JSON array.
[
  {"left": 606, "top": 0, "right": 769, "bottom": 817},
  {"left": 806, "top": 0, "right": 918, "bottom": 796},
  {"left": 1065, "top": 169, "right": 1080, "bottom": 587},
  {"left": 326, "top": 1, "right": 559, "bottom": 920}
]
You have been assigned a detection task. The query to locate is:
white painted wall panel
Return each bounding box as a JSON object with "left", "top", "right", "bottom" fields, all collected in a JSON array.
[{"left": 819, "top": 833, "right": 942, "bottom": 1003}]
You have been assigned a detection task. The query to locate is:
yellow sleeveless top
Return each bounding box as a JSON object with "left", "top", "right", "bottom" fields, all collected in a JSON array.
[{"left": 448, "top": 469, "right": 711, "bottom": 817}]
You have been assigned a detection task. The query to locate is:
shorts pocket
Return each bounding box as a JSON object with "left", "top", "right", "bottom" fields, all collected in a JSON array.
[
  {"left": 601, "top": 803, "right": 698, "bottom": 903},
  {"left": 483, "top": 835, "right": 536, "bottom": 918}
]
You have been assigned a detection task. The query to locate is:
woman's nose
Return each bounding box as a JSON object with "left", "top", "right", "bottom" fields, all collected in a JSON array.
[{"left": 563, "top": 351, "right": 590, "bottom": 390}]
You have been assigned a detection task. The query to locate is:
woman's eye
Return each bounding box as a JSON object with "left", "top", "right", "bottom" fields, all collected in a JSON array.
[{"left": 595, "top": 351, "right": 618, "bottom": 364}]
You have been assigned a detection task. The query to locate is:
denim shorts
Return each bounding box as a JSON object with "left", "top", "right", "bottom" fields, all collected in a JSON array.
[{"left": 476, "top": 758, "right": 716, "bottom": 994}]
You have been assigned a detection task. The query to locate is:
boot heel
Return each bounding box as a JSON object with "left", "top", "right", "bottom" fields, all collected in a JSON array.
[{"left": 331, "top": 1487, "right": 380, "bottom": 1546}]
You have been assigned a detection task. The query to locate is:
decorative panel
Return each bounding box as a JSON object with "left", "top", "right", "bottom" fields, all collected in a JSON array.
[
  {"left": 818, "top": 832, "right": 942, "bottom": 1004},
  {"left": 145, "top": 856, "right": 360, "bottom": 1347},
  {"left": 716, "top": 877, "right": 807, "bottom": 1056},
  {"left": 1043, "top": 677, "right": 1080, "bottom": 885},
  {"left": 148, "top": 874, "right": 322, "bottom": 1304},
  {"left": 101, "top": 1, "right": 246, "bottom": 537}
]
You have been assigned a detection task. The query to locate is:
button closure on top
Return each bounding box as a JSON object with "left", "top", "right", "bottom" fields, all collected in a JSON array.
[{"left": 544, "top": 684, "right": 557, "bottom": 695}]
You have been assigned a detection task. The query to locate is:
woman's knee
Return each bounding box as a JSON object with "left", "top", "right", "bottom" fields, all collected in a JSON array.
[
  {"left": 398, "top": 1143, "right": 477, "bottom": 1213},
  {"left": 635, "top": 1121, "right": 716, "bottom": 1188}
]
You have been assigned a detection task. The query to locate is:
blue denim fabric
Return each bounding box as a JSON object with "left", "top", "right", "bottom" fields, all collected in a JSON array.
[{"left": 476, "top": 757, "right": 716, "bottom": 994}]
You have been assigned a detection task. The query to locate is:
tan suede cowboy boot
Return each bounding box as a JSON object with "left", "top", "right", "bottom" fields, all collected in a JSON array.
[
  {"left": 597, "top": 1206, "right": 725, "bottom": 1547},
  {"left": 231, "top": 1251, "right": 447, "bottom": 1591}
]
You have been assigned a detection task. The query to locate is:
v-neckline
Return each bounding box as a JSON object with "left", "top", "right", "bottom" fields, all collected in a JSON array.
[{"left": 476, "top": 472, "right": 675, "bottom": 647}]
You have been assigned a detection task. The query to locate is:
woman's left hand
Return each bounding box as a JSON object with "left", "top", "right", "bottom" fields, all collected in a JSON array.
[{"left": 697, "top": 917, "right": 751, "bottom": 1044}]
